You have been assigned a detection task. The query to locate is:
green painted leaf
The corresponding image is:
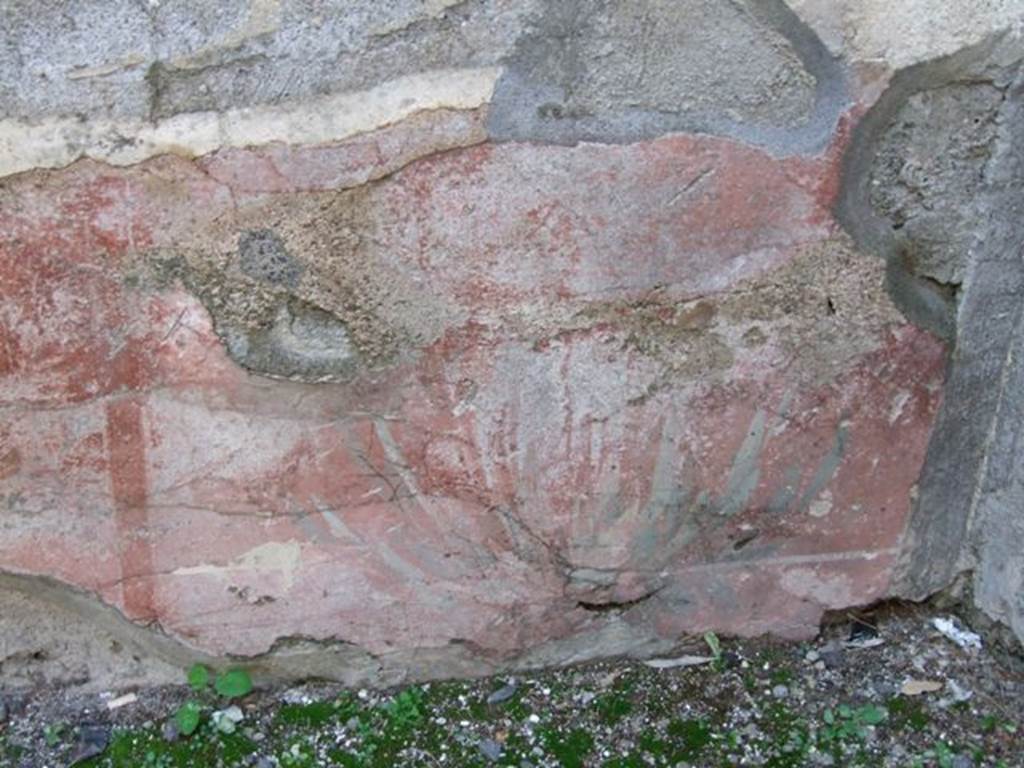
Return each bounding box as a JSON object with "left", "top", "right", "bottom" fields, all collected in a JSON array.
[
  {"left": 175, "top": 701, "right": 201, "bottom": 736},
  {"left": 187, "top": 663, "right": 210, "bottom": 691},
  {"left": 214, "top": 668, "right": 253, "bottom": 699}
]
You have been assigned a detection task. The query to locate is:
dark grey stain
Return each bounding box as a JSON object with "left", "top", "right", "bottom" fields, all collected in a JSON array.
[{"left": 239, "top": 229, "right": 304, "bottom": 288}]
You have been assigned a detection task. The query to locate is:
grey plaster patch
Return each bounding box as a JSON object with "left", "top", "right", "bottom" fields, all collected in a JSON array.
[
  {"left": 0, "top": 571, "right": 452, "bottom": 692},
  {"left": 916, "top": 63, "right": 1024, "bottom": 648},
  {"left": 968, "top": 67, "right": 1024, "bottom": 649},
  {"left": 143, "top": 0, "right": 508, "bottom": 120},
  {"left": 487, "top": 0, "right": 849, "bottom": 154},
  {"left": 972, "top": 301, "right": 1024, "bottom": 645},
  {"left": 223, "top": 298, "right": 358, "bottom": 383}
]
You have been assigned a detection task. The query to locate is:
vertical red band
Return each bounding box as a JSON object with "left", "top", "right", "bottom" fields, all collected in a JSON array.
[{"left": 105, "top": 397, "right": 155, "bottom": 622}]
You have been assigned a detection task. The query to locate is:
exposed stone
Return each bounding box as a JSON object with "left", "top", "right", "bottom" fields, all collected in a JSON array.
[
  {"left": 221, "top": 298, "right": 359, "bottom": 383},
  {"left": 869, "top": 82, "right": 1003, "bottom": 287},
  {"left": 0, "top": 0, "right": 533, "bottom": 123},
  {"left": 785, "top": 0, "right": 1024, "bottom": 70},
  {"left": 836, "top": 34, "right": 1024, "bottom": 650}
]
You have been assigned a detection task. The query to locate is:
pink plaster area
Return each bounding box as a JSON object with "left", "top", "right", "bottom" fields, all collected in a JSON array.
[{"left": 0, "top": 107, "right": 947, "bottom": 658}]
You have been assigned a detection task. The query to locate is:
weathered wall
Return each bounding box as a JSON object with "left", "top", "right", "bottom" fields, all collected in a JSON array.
[
  {"left": 876, "top": 37, "right": 1024, "bottom": 649},
  {"left": 0, "top": 0, "right": 1021, "bottom": 690}
]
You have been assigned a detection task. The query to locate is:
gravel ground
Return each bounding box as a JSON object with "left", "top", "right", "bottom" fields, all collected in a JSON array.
[{"left": 1, "top": 605, "right": 1021, "bottom": 767}]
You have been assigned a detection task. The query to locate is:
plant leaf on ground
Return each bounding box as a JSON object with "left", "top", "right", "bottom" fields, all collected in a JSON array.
[
  {"left": 174, "top": 702, "right": 201, "bottom": 737},
  {"left": 186, "top": 664, "right": 210, "bottom": 692},
  {"left": 214, "top": 669, "right": 254, "bottom": 700}
]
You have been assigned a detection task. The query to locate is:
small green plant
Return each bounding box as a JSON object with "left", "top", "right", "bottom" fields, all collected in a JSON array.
[
  {"left": 383, "top": 687, "right": 425, "bottom": 729},
  {"left": 703, "top": 631, "right": 722, "bottom": 661},
  {"left": 887, "top": 695, "right": 931, "bottom": 731},
  {"left": 815, "top": 704, "right": 888, "bottom": 753},
  {"left": 214, "top": 668, "right": 254, "bottom": 699},
  {"left": 666, "top": 718, "right": 713, "bottom": 760},
  {"left": 42, "top": 723, "right": 64, "bottom": 748},
  {"left": 174, "top": 701, "right": 201, "bottom": 737},
  {"left": 187, "top": 662, "right": 210, "bottom": 691},
  {"left": 820, "top": 703, "right": 887, "bottom": 743},
  {"left": 931, "top": 740, "right": 957, "bottom": 768},
  {"left": 355, "top": 717, "right": 381, "bottom": 764},
  {"left": 173, "top": 664, "right": 253, "bottom": 738}
]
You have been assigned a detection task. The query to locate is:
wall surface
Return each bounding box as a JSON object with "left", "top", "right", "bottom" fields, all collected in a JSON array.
[{"left": 0, "top": 0, "right": 1021, "bottom": 691}]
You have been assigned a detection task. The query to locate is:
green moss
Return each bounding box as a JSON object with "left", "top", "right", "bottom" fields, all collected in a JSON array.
[
  {"left": 0, "top": 735, "right": 25, "bottom": 767},
  {"left": 758, "top": 703, "right": 812, "bottom": 768},
  {"left": 594, "top": 692, "right": 633, "bottom": 724},
  {"left": 17, "top": 633, "right": 1020, "bottom": 768},
  {"left": 603, "top": 754, "right": 645, "bottom": 768},
  {"left": 667, "top": 717, "right": 713, "bottom": 757},
  {"left": 888, "top": 696, "right": 931, "bottom": 732},
  {"left": 275, "top": 699, "right": 342, "bottom": 728},
  {"left": 78, "top": 726, "right": 256, "bottom": 768},
  {"left": 541, "top": 727, "right": 594, "bottom": 768}
]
